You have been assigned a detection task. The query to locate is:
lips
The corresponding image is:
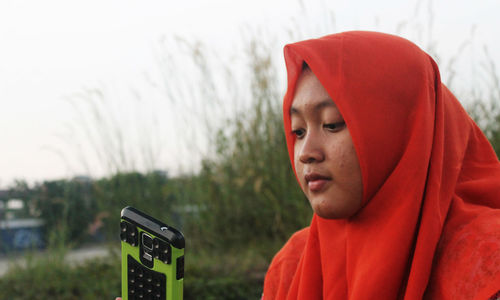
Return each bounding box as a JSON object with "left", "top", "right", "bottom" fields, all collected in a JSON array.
[{"left": 305, "top": 172, "right": 331, "bottom": 192}]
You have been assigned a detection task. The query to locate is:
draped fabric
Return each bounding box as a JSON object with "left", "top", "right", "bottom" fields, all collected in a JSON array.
[{"left": 263, "top": 31, "right": 500, "bottom": 300}]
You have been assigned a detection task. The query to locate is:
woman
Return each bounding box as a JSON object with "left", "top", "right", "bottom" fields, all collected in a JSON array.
[{"left": 263, "top": 31, "right": 500, "bottom": 299}]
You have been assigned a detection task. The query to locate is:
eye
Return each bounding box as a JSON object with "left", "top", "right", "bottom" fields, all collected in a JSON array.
[
  {"left": 292, "top": 128, "right": 306, "bottom": 139},
  {"left": 324, "top": 121, "right": 346, "bottom": 132}
]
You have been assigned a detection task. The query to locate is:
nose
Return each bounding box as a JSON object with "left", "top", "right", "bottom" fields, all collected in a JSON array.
[{"left": 298, "top": 130, "right": 325, "bottom": 164}]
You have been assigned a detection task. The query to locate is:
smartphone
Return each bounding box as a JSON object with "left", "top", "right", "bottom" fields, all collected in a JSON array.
[{"left": 120, "top": 206, "right": 185, "bottom": 300}]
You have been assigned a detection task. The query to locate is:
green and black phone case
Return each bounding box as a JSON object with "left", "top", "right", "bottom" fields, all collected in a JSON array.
[{"left": 120, "top": 206, "right": 184, "bottom": 300}]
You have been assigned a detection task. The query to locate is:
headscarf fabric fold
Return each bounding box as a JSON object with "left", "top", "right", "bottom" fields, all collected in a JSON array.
[{"left": 264, "top": 31, "right": 500, "bottom": 300}]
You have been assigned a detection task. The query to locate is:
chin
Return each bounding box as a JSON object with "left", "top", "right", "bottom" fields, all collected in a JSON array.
[
  {"left": 311, "top": 198, "right": 358, "bottom": 219},
  {"left": 315, "top": 208, "right": 349, "bottom": 219}
]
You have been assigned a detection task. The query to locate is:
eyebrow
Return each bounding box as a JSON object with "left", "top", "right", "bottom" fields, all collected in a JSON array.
[{"left": 290, "top": 98, "right": 337, "bottom": 115}]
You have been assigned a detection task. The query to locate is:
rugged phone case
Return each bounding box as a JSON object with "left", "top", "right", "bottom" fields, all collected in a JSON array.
[{"left": 120, "top": 206, "right": 184, "bottom": 300}]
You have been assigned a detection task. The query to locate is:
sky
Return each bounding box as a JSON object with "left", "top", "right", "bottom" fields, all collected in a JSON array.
[{"left": 0, "top": 0, "right": 499, "bottom": 188}]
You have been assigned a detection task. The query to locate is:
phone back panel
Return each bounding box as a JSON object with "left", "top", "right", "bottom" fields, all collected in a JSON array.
[{"left": 120, "top": 206, "right": 184, "bottom": 300}]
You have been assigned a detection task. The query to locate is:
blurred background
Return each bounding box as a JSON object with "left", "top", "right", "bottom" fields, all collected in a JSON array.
[{"left": 0, "top": 0, "right": 499, "bottom": 299}]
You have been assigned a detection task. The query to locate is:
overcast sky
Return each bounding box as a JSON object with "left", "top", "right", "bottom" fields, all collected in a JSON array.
[{"left": 1, "top": 0, "right": 499, "bottom": 188}]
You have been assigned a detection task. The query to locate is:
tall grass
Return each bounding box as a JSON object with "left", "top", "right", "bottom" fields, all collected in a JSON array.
[
  {"left": 465, "top": 47, "right": 500, "bottom": 157},
  {"left": 173, "top": 39, "right": 310, "bottom": 250},
  {"left": 0, "top": 251, "right": 121, "bottom": 300}
]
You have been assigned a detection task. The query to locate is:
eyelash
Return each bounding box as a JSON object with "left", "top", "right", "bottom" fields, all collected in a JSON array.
[
  {"left": 324, "top": 121, "right": 346, "bottom": 132},
  {"left": 291, "top": 128, "right": 306, "bottom": 138},
  {"left": 292, "top": 121, "right": 346, "bottom": 138}
]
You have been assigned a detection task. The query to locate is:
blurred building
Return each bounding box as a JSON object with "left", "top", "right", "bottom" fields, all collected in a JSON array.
[{"left": 0, "top": 190, "right": 44, "bottom": 252}]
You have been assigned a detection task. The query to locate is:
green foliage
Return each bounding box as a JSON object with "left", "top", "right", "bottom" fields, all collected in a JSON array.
[
  {"left": 5, "top": 180, "right": 33, "bottom": 219},
  {"left": 30, "top": 178, "right": 96, "bottom": 246},
  {"left": 93, "top": 171, "right": 175, "bottom": 239},
  {"left": 3, "top": 171, "right": 173, "bottom": 248},
  {"left": 185, "top": 276, "right": 262, "bottom": 300},
  {"left": 468, "top": 99, "right": 500, "bottom": 158},
  {"left": 463, "top": 48, "right": 500, "bottom": 159},
  {"left": 183, "top": 244, "right": 270, "bottom": 300},
  {"left": 0, "top": 250, "right": 120, "bottom": 300},
  {"left": 0, "top": 245, "right": 268, "bottom": 300}
]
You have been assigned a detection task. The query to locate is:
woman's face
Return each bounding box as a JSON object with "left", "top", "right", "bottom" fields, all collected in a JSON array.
[{"left": 290, "top": 69, "right": 363, "bottom": 219}]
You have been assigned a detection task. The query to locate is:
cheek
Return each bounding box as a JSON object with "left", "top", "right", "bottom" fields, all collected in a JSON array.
[
  {"left": 328, "top": 136, "right": 360, "bottom": 177},
  {"left": 293, "top": 156, "right": 305, "bottom": 184},
  {"left": 293, "top": 146, "right": 307, "bottom": 190},
  {"left": 338, "top": 141, "right": 363, "bottom": 193},
  {"left": 293, "top": 141, "right": 302, "bottom": 169},
  {"left": 340, "top": 143, "right": 357, "bottom": 169}
]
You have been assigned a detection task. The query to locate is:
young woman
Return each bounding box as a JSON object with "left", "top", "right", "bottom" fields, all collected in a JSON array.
[{"left": 263, "top": 31, "right": 500, "bottom": 300}]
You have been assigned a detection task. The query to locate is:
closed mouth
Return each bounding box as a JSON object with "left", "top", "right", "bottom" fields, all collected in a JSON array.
[
  {"left": 305, "top": 173, "right": 332, "bottom": 192},
  {"left": 305, "top": 173, "right": 331, "bottom": 183}
]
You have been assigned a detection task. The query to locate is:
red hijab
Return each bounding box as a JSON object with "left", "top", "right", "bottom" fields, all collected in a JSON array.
[{"left": 263, "top": 31, "right": 500, "bottom": 299}]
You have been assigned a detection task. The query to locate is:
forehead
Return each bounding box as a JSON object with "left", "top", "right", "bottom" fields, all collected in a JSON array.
[{"left": 290, "top": 70, "right": 337, "bottom": 115}]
